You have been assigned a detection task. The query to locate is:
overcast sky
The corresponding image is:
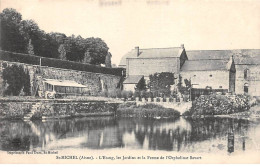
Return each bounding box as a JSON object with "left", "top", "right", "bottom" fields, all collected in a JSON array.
[{"left": 1, "top": 0, "right": 260, "bottom": 65}]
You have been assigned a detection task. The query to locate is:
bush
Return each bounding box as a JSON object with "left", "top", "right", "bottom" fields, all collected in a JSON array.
[
  {"left": 117, "top": 102, "right": 180, "bottom": 118},
  {"left": 140, "top": 90, "right": 147, "bottom": 98},
  {"left": 134, "top": 90, "right": 140, "bottom": 98},
  {"left": 185, "top": 94, "right": 250, "bottom": 116},
  {"left": 121, "top": 90, "right": 129, "bottom": 99},
  {"left": 128, "top": 91, "right": 133, "bottom": 98}
]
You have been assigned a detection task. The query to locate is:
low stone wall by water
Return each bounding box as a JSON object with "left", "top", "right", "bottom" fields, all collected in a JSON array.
[{"left": 0, "top": 101, "right": 119, "bottom": 119}]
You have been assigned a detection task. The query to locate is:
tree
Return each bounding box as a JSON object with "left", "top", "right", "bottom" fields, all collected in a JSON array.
[
  {"left": 27, "top": 39, "right": 34, "bottom": 55},
  {"left": 184, "top": 79, "right": 191, "bottom": 89},
  {"left": 149, "top": 72, "right": 175, "bottom": 96},
  {"left": 177, "top": 75, "right": 190, "bottom": 95},
  {"left": 19, "top": 19, "right": 43, "bottom": 55},
  {"left": 58, "top": 44, "right": 66, "bottom": 60},
  {"left": 0, "top": 8, "right": 27, "bottom": 53},
  {"left": 83, "top": 37, "right": 109, "bottom": 65},
  {"left": 177, "top": 74, "right": 183, "bottom": 93},
  {"left": 82, "top": 50, "right": 92, "bottom": 63},
  {"left": 2, "top": 64, "right": 30, "bottom": 96},
  {"left": 0, "top": 8, "right": 111, "bottom": 65},
  {"left": 135, "top": 77, "right": 146, "bottom": 91}
]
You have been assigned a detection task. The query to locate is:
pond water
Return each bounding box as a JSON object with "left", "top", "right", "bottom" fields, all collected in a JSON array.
[{"left": 0, "top": 117, "right": 260, "bottom": 155}]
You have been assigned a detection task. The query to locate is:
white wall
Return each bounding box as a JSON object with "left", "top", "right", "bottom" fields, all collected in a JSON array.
[
  {"left": 123, "top": 84, "right": 136, "bottom": 91},
  {"left": 180, "top": 70, "right": 229, "bottom": 90},
  {"left": 127, "top": 58, "right": 179, "bottom": 77}
]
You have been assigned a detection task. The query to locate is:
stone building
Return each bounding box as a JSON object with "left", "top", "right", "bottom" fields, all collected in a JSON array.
[
  {"left": 122, "top": 45, "right": 187, "bottom": 91},
  {"left": 186, "top": 49, "right": 260, "bottom": 96},
  {"left": 124, "top": 45, "right": 187, "bottom": 78},
  {"left": 120, "top": 45, "right": 260, "bottom": 97},
  {"left": 180, "top": 56, "right": 236, "bottom": 99}
]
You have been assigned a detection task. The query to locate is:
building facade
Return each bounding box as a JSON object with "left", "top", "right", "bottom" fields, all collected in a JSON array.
[
  {"left": 186, "top": 49, "right": 260, "bottom": 96},
  {"left": 125, "top": 45, "right": 187, "bottom": 79},
  {"left": 120, "top": 46, "right": 259, "bottom": 96},
  {"left": 180, "top": 57, "right": 236, "bottom": 99}
]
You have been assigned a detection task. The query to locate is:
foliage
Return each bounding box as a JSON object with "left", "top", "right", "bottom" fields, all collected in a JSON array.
[
  {"left": 58, "top": 44, "right": 66, "bottom": 60},
  {"left": 0, "top": 8, "right": 27, "bottom": 53},
  {"left": 135, "top": 77, "right": 146, "bottom": 91},
  {"left": 177, "top": 75, "right": 191, "bottom": 95},
  {"left": 27, "top": 39, "right": 34, "bottom": 55},
  {"left": 148, "top": 72, "right": 174, "bottom": 96},
  {"left": 0, "top": 8, "right": 111, "bottom": 66},
  {"left": 117, "top": 103, "right": 180, "bottom": 118},
  {"left": 183, "top": 94, "right": 250, "bottom": 116},
  {"left": 134, "top": 90, "right": 141, "bottom": 98},
  {"left": 2, "top": 64, "right": 30, "bottom": 96}
]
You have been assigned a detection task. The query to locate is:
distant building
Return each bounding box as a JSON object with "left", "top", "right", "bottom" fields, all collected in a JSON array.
[
  {"left": 180, "top": 56, "right": 236, "bottom": 100},
  {"left": 120, "top": 46, "right": 260, "bottom": 97},
  {"left": 121, "top": 45, "right": 187, "bottom": 91},
  {"left": 124, "top": 45, "right": 187, "bottom": 79},
  {"left": 122, "top": 75, "right": 144, "bottom": 91},
  {"left": 186, "top": 49, "right": 260, "bottom": 96}
]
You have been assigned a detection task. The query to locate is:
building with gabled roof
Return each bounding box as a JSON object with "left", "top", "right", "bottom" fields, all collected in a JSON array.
[
  {"left": 180, "top": 56, "right": 236, "bottom": 99},
  {"left": 122, "top": 44, "right": 187, "bottom": 91},
  {"left": 186, "top": 49, "right": 260, "bottom": 96},
  {"left": 120, "top": 45, "right": 259, "bottom": 96},
  {"left": 125, "top": 44, "right": 187, "bottom": 78}
]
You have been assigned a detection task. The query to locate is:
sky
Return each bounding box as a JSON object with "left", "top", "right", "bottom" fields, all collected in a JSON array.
[{"left": 1, "top": 0, "right": 260, "bottom": 65}]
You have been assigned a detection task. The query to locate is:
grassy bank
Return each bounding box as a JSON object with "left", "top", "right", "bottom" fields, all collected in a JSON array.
[{"left": 116, "top": 102, "right": 180, "bottom": 118}]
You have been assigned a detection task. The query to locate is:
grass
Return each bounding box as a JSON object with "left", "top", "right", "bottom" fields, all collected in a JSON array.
[{"left": 117, "top": 102, "right": 180, "bottom": 118}]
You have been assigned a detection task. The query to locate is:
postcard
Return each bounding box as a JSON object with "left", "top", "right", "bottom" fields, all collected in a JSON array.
[{"left": 0, "top": 0, "right": 260, "bottom": 164}]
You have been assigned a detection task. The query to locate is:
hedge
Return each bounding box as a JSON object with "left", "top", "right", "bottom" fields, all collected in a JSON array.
[
  {"left": 0, "top": 50, "right": 124, "bottom": 76},
  {"left": 117, "top": 102, "right": 180, "bottom": 118}
]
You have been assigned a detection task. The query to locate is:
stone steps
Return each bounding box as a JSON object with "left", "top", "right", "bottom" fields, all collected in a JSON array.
[{"left": 23, "top": 103, "right": 41, "bottom": 120}]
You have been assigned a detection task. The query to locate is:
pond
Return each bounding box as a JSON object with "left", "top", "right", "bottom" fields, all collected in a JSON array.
[{"left": 0, "top": 116, "right": 260, "bottom": 155}]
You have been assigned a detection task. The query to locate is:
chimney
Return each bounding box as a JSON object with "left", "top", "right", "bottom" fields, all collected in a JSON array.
[
  {"left": 135, "top": 46, "right": 139, "bottom": 57},
  {"left": 180, "top": 44, "right": 184, "bottom": 49},
  {"left": 229, "top": 55, "right": 235, "bottom": 64}
]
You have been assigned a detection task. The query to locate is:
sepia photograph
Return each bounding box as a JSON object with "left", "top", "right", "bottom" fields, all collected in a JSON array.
[{"left": 0, "top": 0, "right": 259, "bottom": 164}]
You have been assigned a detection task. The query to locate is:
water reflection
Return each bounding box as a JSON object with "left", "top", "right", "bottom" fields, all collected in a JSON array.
[{"left": 0, "top": 117, "right": 260, "bottom": 154}]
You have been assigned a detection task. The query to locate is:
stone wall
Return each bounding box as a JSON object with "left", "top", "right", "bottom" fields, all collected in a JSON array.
[
  {"left": 0, "top": 101, "right": 118, "bottom": 119},
  {"left": 0, "top": 60, "right": 122, "bottom": 96}
]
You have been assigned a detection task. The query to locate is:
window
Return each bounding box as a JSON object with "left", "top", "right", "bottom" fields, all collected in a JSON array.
[
  {"left": 193, "top": 75, "right": 196, "bottom": 77},
  {"left": 209, "top": 74, "right": 212, "bottom": 77},
  {"left": 244, "top": 83, "right": 249, "bottom": 94},
  {"left": 244, "top": 69, "right": 249, "bottom": 79},
  {"left": 219, "top": 86, "right": 222, "bottom": 88}
]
